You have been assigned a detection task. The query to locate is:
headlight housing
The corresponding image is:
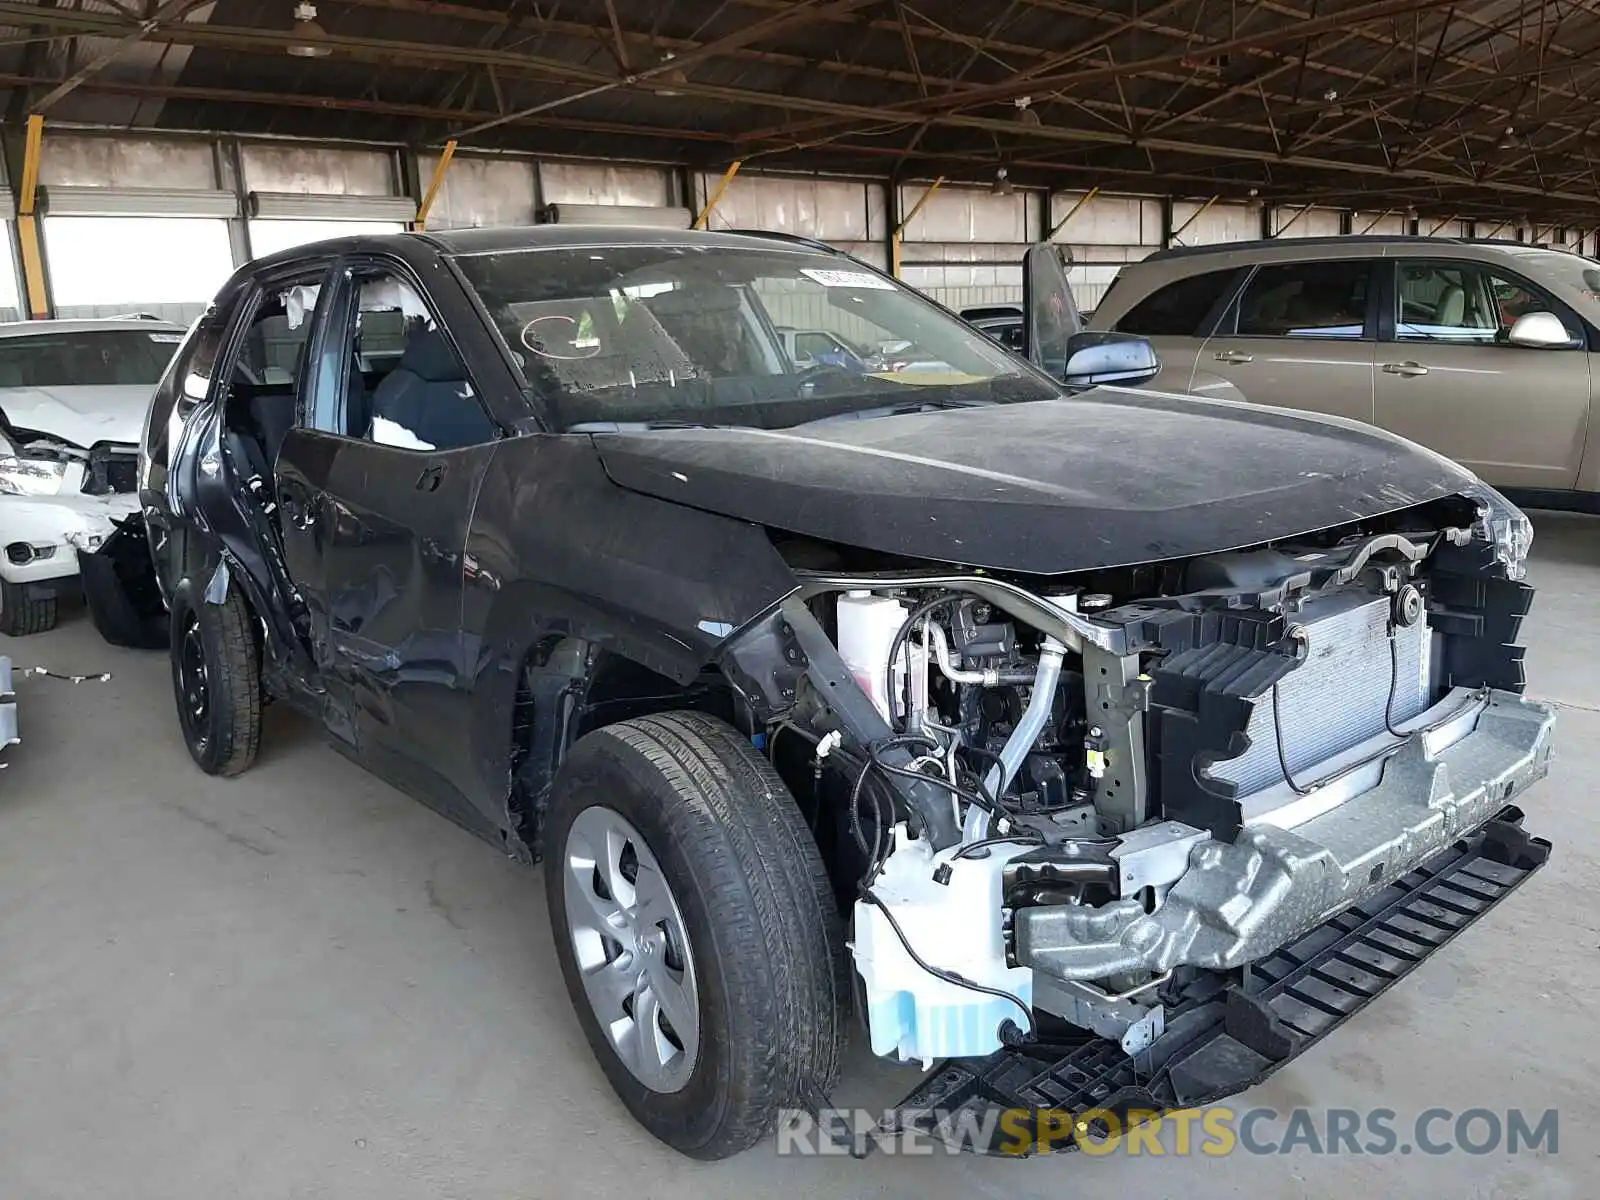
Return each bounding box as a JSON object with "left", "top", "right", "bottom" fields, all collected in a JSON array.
[
  {"left": 0, "top": 452, "right": 69, "bottom": 497},
  {"left": 1461, "top": 480, "right": 1534, "bottom": 581}
]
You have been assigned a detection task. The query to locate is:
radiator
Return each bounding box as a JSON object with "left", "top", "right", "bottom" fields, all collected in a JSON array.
[{"left": 1207, "top": 590, "right": 1431, "bottom": 797}]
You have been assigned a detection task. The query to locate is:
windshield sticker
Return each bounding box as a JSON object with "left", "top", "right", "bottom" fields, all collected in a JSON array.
[
  {"left": 800, "top": 268, "right": 896, "bottom": 291},
  {"left": 520, "top": 314, "right": 602, "bottom": 361},
  {"left": 147, "top": 332, "right": 184, "bottom": 343}
]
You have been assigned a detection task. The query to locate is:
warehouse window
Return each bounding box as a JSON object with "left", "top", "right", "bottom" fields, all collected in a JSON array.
[
  {"left": 43, "top": 217, "right": 234, "bottom": 313},
  {"left": 248, "top": 220, "right": 404, "bottom": 259}
]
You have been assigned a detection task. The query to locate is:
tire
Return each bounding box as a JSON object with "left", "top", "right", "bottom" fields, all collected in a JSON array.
[
  {"left": 544, "top": 710, "right": 845, "bottom": 1160},
  {"left": 169, "top": 586, "right": 261, "bottom": 776},
  {"left": 0, "top": 578, "right": 57, "bottom": 637}
]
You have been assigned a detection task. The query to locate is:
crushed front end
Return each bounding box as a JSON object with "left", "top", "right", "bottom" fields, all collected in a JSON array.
[{"left": 722, "top": 482, "right": 1553, "bottom": 1153}]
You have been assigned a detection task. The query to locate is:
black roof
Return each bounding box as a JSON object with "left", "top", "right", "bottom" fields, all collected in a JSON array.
[
  {"left": 420, "top": 225, "right": 823, "bottom": 256},
  {"left": 243, "top": 224, "right": 844, "bottom": 276}
]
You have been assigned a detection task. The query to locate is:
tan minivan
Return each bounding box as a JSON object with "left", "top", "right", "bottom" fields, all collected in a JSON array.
[{"left": 1089, "top": 236, "right": 1600, "bottom": 507}]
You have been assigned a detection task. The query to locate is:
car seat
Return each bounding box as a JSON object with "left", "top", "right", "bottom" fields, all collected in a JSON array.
[
  {"left": 1435, "top": 284, "right": 1466, "bottom": 327},
  {"left": 366, "top": 327, "right": 494, "bottom": 450}
]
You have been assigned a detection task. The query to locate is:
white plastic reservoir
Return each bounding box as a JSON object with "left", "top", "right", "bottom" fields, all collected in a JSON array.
[
  {"left": 852, "top": 828, "right": 1035, "bottom": 1067},
  {"left": 836, "top": 591, "right": 928, "bottom": 723}
]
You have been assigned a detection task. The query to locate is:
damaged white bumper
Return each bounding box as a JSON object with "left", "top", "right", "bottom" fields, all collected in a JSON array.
[
  {"left": 0, "top": 491, "right": 140, "bottom": 585},
  {"left": 855, "top": 688, "right": 1554, "bottom": 1065}
]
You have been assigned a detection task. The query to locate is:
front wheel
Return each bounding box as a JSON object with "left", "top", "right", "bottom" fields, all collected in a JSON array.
[
  {"left": 543, "top": 711, "right": 845, "bottom": 1160},
  {"left": 169, "top": 586, "right": 261, "bottom": 775},
  {"left": 0, "top": 578, "right": 57, "bottom": 636}
]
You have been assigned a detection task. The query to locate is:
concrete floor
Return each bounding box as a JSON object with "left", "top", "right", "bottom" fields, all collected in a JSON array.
[{"left": 1, "top": 514, "right": 1595, "bottom": 1199}]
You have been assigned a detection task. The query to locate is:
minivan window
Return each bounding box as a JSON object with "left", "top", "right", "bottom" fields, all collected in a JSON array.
[
  {"left": 1233, "top": 260, "right": 1372, "bottom": 339},
  {"left": 1114, "top": 268, "right": 1237, "bottom": 336},
  {"left": 1394, "top": 260, "right": 1582, "bottom": 346}
]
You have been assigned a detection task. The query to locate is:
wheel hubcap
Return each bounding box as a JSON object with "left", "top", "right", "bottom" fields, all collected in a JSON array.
[
  {"left": 178, "top": 613, "right": 210, "bottom": 753},
  {"left": 563, "top": 806, "right": 700, "bottom": 1094}
]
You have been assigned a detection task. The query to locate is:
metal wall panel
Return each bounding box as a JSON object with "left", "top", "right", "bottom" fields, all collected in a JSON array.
[
  {"left": 898, "top": 184, "right": 1032, "bottom": 243},
  {"left": 1048, "top": 192, "right": 1157, "bottom": 246},
  {"left": 700, "top": 173, "right": 877, "bottom": 242},
  {"left": 1354, "top": 211, "right": 1409, "bottom": 236},
  {"left": 39, "top": 134, "right": 216, "bottom": 191},
  {"left": 1172, "top": 200, "right": 1262, "bottom": 246},
  {"left": 541, "top": 161, "right": 673, "bottom": 207},
  {"left": 1275, "top": 207, "right": 1343, "bottom": 237},
  {"left": 418, "top": 154, "right": 538, "bottom": 229},
  {"left": 241, "top": 144, "right": 395, "bottom": 196}
]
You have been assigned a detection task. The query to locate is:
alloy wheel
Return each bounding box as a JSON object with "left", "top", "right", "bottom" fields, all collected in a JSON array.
[{"left": 562, "top": 805, "right": 700, "bottom": 1093}]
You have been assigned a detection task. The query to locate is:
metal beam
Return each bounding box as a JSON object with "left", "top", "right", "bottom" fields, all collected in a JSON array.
[
  {"left": 412, "top": 138, "right": 456, "bottom": 230},
  {"left": 32, "top": 0, "right": 207, "bottom": 114},
  {"left": 891, "top": 175, "right": 943, "bottom": 277},
  {"left": 1357, "top": 208, "right": 1396, "bottom": 234},
  {"left": 450, "top": 0, "right": 879, "bottom": 141},
  {"left": 0, "top": 0, "right": 1575, "bottom": 183},
  {"left": 1169, "top": 195, "right": 1221, "bottom": 244},
  {"left": 15, "top": 114, "right": 47, "bottom": 319},
  {"left": 739, "top": 0, "right": 1464, "bottom": 144},
  {"left": 1044, "top": 185, "right": 1098, "bottom": 242},
  {"left": 693, "top": 160, "right": 744, "bottom": 230},
  {"left": 1275, "top": 202, "right": 1316, "bottom": 235}
]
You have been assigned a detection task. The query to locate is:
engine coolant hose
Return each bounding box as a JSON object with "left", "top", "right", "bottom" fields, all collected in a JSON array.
[{"left": 967, "top": 635, "right": 1068, "bottom": 840}]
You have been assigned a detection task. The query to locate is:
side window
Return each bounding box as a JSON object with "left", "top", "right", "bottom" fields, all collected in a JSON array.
[
  {"left": 338, "top": 269, "right": 496, "bottom": 452},
  {"left": 215, "top": 273, "right": 328, "bottom": 476},
  {"left": 143, "top": 317, "right": 224, "bottom": 474},
  {"left": 1233, "top": 260, "right": 1372, "bottom": 340},
  {"left": 793, "top": 331, "right": 845, "bottom": 362},
  {"left": 1394, "top": 261, "right": 1581, "bottom": 346},
  {"left": 235, "top": 280, "right": 323, "bottom": 388},
  {"left": 1114, "top": 267, "right": 1238, "bottom": 336}
]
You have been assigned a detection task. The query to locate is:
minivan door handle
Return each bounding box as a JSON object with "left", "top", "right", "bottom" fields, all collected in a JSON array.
[
  {"left": 1213, "top": 350, "right": 1254, "bottom": 364},
  {"left": 1382, "top": 361, "right": 1430, "bottom": 377},
  {"left": 416, "top": 464, "right": 446, "bottom": 492}
]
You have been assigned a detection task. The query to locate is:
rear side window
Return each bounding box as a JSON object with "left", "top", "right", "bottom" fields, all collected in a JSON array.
[
  {"left": 1114, "top": 268, "right": 1238, "bottom": 337},
  {"left": 1233, "top": 260, "right": 1373, "bottom": 339},
  {"left": 142, "top": 319, "right": 222, "bottom": 475}
]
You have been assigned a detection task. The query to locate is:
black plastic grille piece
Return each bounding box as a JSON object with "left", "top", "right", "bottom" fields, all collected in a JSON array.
[{"left": 874, "top": 807, "right": 1549, "bottom": 1156}]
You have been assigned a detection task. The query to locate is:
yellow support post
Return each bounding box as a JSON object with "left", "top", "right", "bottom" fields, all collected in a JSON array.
[
  {"left": 16, "top": 114, "right": 48, "bottom": 320},
  {"left": 693, "top": 160, "right": 742, "bottom": 230},
  {"left": 412, "top": 139, "right": 457, "bottom": 232},
  {"left": 890, "top": 175, "right": 943, "bottom": 278}
]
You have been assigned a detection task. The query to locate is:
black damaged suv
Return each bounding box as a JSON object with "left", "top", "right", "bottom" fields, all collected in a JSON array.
[{"left": 98, "top": 226, "right": 1551, "bottom": 1159}]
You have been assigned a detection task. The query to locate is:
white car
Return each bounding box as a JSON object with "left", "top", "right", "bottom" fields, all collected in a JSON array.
[{"left": 0, "top": 319, "right": 185, "bottom": 635}]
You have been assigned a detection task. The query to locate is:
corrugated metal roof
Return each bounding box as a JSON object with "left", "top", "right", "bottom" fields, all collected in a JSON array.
[{"left": 0, "top": 0, "right": 1596, "bottom": 222}]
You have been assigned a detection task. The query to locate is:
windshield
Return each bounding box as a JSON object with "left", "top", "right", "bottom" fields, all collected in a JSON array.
[
  {"left": 454, "top": 243, "right": 1058, "bottom": 430},
  {"left": 1493, "top": 247, "right": 1600, "bottom": 304},
  {"left": 0, "top": 329, "right": 183, "bottom": 388}
]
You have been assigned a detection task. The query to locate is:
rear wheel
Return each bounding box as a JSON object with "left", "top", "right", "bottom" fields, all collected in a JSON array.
[
  {"left": 169, "top": 587, "right": 261, "bottom": 775},
  {"left": 543, "top": 711, "right": 844, "bottom": 1160},
  {"left": 0, "top": 578, "right": 57, "bottom": 637}
]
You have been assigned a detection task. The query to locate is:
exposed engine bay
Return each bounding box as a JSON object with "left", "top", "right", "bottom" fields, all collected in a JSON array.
[{"left": 733, "top": 483, "right": 1554, "bottom": 1071}]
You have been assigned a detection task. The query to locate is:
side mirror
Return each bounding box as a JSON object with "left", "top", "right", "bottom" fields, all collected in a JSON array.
[
  {"left": 1060, "top": 330, "right": 1160, "bottom": 390},
  {"left": 1507, "top": 311, "right": 1576, "bottom": 348}
]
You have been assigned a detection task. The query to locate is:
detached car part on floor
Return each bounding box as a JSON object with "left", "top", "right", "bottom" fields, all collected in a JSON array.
[{"left": 107, "top": 226, "right": 1553, "bottom": 1159}]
